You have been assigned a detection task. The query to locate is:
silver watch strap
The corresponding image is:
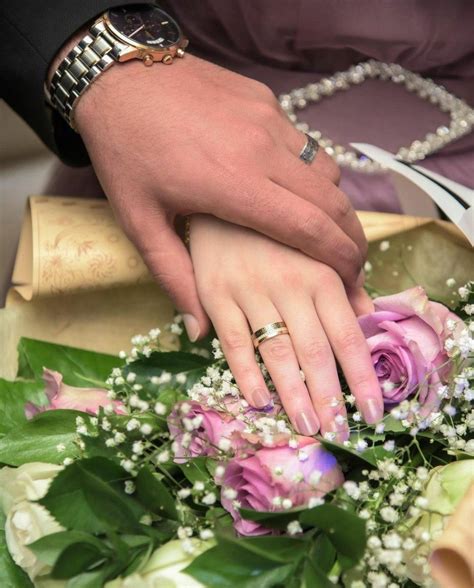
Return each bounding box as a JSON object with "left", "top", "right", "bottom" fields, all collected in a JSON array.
[{"left": 47, "top": 21, "right": 127, "bottom": 129}]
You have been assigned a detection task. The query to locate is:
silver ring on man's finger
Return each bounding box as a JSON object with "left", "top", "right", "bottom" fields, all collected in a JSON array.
[{"left": 299, "top": 133, "right": 319, "bottom": 165}]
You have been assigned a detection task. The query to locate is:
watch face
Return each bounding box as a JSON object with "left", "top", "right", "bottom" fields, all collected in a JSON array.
[{"left": 107, "top": 4, "right": 181, "bottom": 49}]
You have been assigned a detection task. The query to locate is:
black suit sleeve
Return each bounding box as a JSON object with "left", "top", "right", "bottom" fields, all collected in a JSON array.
[{"left": 0, "top": 1, "right": 139, "bottom": 166}]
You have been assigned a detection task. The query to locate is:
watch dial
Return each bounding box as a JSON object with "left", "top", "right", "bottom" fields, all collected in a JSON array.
[{"left": 108, "top": 4, "right": 181, "bottom": 48}]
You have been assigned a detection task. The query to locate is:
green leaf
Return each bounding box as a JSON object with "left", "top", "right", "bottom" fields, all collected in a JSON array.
[
  {"left": 39, "top": 458, "right": 142, "bottom": 534},
  {"left": 380, "top": 415, "right": 406, "bottom": 433},
  {"left": 303, "top": 558, "right": 334, "bottom": 588},
  {"left": 224, "top": 534, "right": 309, "bottom": 563},
  {"left": 29, "top": 531, "right": 108, "bottom": 567},
  {"left": 119, "top": 538, "right": 154, "bottom": 577},
  {"left": 299, "top": 505, "right": 366, "bottom": 566},
  {"left": 135, "top": 467, "right": 178, "bottom": 520},
  {"left": 66, "top": 568, "right": 112, "bottom": 588},
  {"left": 239, "top": 507, "right": 304, "bottom": 531},
  {"left": 179, "top": 457, "right": 211, "bottom": 484},
  {"left": 0, "top": 410, "right": 81, "bottom": 466},
  {"left": 310, "top": 533, "right": 336, "bottom": 573},
  {"left": 17, "top": 337, "right": 120, "bottom": 386},
  {"left": 0, "top": 510, "right": 34, "bottom": 588},
  {"left": 52, "top": 542, "right": 106, "bottom": 579},
  {"left": 185, "top": 542, "right": 295, "bottom": 588},
  {"left": 319, "top": 437, "right": 392, "bottom": 467},
  {"left": 0, "top": 378, "right": 46, "bottom": 437}
]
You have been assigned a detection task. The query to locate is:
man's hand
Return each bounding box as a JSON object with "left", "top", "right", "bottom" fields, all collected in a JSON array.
[{"left": 69, "top": 53, "right": 367, "bottom": 340}]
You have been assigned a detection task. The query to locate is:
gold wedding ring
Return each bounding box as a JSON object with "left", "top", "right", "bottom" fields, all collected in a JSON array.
[{"left": 252, "top": 321, "right": 289, "bottom": 349}]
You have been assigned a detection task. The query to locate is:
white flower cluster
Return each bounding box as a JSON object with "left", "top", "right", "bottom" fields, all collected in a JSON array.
[
  {"left": 73, "top": 295, "right": 472, "bottom": 587},
  {"left": 186, "top": 350, "right": 294, "bottom": 448}
]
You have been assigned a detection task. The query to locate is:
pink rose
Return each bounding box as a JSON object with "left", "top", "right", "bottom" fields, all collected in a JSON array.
[
  {"left": 359, "top": 287, "right": 462, "bottom": 415},
  {"left": 221, "top": 437, "right": 344, "bottom": 536},
  {"left": 168, "top": 397, "right": 287, "bottom": 462},
  {"left": 168, "top": 400, "right": 247, "bottom": 462},
  {"left": 25, "top": 369, "right": 125, "bottom": 418}
]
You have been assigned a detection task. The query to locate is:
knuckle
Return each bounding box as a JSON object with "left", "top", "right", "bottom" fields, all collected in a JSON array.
[
  {"left": 316, "top": 264, "right": 341, "bottom": 287},
  {"left": 196, "top": 275, "right": 226, "bottom": 301},
  {"left": 298, "top": 211, "right": 321, "bottom": 241},
  {"left": 349, "top": 372, "right": 372, "bottom": 392},
  {"left": 279, "top": 269, "right": 304, "bottom": 290},
  {"left": 334, "top": 327, "right": 364, "bottom": 355},
  {"left": 340, "top": 241, "right": 363, "bottom": 278},
  {"left": 221, "top": 330, "right": 250, "bottom": 353},
  {"left": 317, "top": 390, "right": 340, "bottom": 410},
  {"left": 196, "top": 284, "right": 218, "bottom": 306},
  {"left": 252, "top": 81, "right": 276, "bottom": 102},
  {"left": 318, "top": 151, "right": 341, "bottom": 184},
  {"left": 248, "top": 125, "right": 275, "bottom": 152},
  {"left": 300, "top": 338, "right": 332, "bottom": 366},
  {"left": 253, "top": 100, "right": 280, "bottom": 123},
  {"left": 332, "top": 190, "right": 353, "bottom": 221},
  {"left": 261, "top": 336, "right": 294, "bottom": 362}
]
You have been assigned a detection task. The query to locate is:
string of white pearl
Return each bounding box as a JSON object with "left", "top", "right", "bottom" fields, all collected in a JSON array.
[{"left": 279, "top": 60, "right": 474, "bottom": 173}]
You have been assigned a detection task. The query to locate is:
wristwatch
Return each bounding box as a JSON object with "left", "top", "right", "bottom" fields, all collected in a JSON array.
[{"left": 46, "top": 3, "right": 188, "bottom": 129}]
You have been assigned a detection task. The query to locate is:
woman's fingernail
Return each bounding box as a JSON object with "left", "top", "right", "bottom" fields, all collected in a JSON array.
[
  {"left": 295, "top": 411, "right": 319, "bottom": 436},
  {"left": 182, "top": 314, "right": 200, "bottom": 342},
  {"left": 362, "top": 398, "right": 383, "bottom": 424},
  {"left": 251, "top": 389, "right": 271, "bottom": 408}
]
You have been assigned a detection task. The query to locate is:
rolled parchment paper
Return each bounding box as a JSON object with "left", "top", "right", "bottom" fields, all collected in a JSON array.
[
  {"left": 430, "top": 483, "right": 474, "bottom": 588},
  {"left": 12, "top": 195, "right": 152, "bottom": 300}
]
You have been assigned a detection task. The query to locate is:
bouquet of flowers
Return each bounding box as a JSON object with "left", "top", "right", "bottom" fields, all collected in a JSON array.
[{"left": 0, "top": 278, "right": 472, "bottom": 588}]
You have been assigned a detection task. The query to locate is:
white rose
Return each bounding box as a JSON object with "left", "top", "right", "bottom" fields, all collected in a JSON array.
[
  {"left": 106, "top": 539, "right": 214, "bottom": 588},
  {"left": 0, "top": 462, "right": 63, "bottom": 582},
  {"left": 404, "top": 460, "right": 474, "bottom": 586}
]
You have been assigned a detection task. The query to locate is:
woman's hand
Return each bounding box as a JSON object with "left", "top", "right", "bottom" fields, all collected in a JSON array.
[
  {"left": 72, "top": 53, "right": 367, "bottom": 342},
  {"left": 190, "top": 215, "right": 383, "bottom": 441}
]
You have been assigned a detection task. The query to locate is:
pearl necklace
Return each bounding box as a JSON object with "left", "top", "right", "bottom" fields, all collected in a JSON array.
[{"left": 279, "top": 60, "right": 474, "bottom": 173}]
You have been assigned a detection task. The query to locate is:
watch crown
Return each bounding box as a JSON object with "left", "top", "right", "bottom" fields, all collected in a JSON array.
[
  {"left": 176, "top": 48, "right": 185, "bottom": 58},
  {"left": 163, "top": 54, "right": 173, "bottom": 64},
  {"left": 143, "top": 54, "right": 154, "bottom": 66}
]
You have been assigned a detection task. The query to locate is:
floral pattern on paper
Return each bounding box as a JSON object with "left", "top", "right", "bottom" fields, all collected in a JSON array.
[{"left": 30, "top": 196, "right": 152, "bottom": 297}]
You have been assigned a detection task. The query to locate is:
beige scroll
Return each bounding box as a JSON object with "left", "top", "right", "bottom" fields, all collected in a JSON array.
[
  {"left": 430, "top": 483, "right": 474, "bottom": 588},
  {"left": 11, "top": 195, "right": 152, "bottom": 300}
]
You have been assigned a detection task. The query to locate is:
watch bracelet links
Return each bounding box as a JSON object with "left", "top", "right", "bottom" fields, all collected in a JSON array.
[{"left": 47, "top": 21, "right": 126, "bottom": 129}]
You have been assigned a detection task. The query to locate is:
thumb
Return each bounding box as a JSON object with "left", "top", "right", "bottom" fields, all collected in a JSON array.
[{"left": 131, "top": 214, "right": 209, "bottom": 341}]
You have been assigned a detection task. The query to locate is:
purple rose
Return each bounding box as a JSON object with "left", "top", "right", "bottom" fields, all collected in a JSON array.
[
  {"left": 167, "top": 400, "right": 247, "bottom": 462},
  {"left": 168, "top": 395, "right": 286, "bottom": 462},
  {"left": 221, "top": 437, "right": 344, "bottom": 536},
  {"left": 359, "top": 287, "right": 463, "bottom": 415}
]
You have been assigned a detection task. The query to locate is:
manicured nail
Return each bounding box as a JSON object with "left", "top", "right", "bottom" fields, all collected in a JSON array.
[
  {"left": 362, "top": 398, "right": 383, "bottom": 424},
  {"left": 251, "top": 388, "right": 271, "bottom": 408},
  {"left": 182, "top": 314, "right": 200, "bottom": 342},
  {"left": 295, "top": 411, "right": 319, "bottom": 436}
]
